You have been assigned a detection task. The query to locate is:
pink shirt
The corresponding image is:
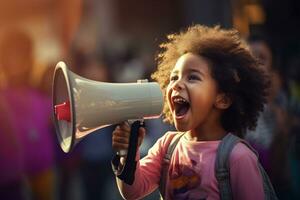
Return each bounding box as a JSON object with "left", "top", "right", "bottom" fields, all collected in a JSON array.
[{"left": 117, "top": 132, "right": 264, "bottom": 200}]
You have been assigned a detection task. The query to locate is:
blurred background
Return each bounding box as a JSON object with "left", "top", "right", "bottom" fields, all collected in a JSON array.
[{"left": 0, "top": 0, "right": 299, "bottom": 199}]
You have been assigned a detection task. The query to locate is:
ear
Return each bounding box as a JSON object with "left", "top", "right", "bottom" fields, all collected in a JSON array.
[{"left": 215, "top": 93, "right": 232, "bottom": 110}]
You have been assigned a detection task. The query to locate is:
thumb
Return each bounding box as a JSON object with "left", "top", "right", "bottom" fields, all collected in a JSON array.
[{"left": 138, "top": 127, "right": 146, "bottom": 147}]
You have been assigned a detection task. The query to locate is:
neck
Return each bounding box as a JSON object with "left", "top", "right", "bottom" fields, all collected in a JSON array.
[
  {"left": 187, "top": 116, "right": 227, "bottom": 141},
  {"left": 187, "top": 128, "right": 226, "bottom": 141}
]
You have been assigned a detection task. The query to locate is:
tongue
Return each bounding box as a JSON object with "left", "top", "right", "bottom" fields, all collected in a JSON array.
[{"left": 177, "top": 105, "right": 189, "bottom": 116}]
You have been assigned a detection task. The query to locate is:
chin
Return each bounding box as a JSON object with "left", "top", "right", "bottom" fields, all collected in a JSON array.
[{"left": 174, "top": 123, "right": 190, "bottom": 132}]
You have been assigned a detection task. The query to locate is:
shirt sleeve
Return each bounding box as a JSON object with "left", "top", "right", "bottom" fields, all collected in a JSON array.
[
  {"left": 229, "top": 143, "right": 265, "bottom": 200},
  {"left": 114, "top": 132, "right": 176, "bottom": 200}
]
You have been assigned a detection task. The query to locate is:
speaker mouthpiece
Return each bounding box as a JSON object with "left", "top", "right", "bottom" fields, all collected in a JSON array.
[{"left": 54, "top": 100, "right": 71, "bottom": 122}]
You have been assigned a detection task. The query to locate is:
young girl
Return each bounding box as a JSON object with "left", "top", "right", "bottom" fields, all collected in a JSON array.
[{"left": 112, "top": 25, "right": 270, "bottom": 200}]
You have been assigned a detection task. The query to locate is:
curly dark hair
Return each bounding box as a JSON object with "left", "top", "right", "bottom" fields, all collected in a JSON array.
[{"left": 152, "top": 25, "right": 270, "bottom": 137}]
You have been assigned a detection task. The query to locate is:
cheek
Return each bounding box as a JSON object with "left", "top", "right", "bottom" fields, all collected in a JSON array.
[
  {"left": 191, "top": 88, "right": 217, "bottom": 110},
  {"left": 166, "top": 87, "right": 173, "bottom": 108}
]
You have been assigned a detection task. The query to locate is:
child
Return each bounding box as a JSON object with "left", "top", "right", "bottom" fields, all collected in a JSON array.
[{"left": 112, "top": 25, "right": 271, "bottom": 200}]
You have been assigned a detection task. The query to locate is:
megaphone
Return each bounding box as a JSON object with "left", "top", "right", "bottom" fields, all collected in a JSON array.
[
  {"left": 52, "top": 61, "right": 164, "bottom": 154},
  {"left": 53, "top": 61, "right": 164, "bottom": 184}
]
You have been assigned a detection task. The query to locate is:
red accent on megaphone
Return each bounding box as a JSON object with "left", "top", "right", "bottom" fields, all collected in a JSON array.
[{"left": 54, "top": 101, "right": 71, "bottom": 122}]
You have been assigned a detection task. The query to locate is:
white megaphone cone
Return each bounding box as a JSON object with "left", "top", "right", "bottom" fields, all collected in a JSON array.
[{"left": 52, "top": 61, "right": 164, "bottom": 153}]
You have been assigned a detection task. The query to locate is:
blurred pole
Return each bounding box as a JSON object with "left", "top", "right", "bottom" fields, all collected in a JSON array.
[
  {"left": 57, "top": 0, "right": 83, "bottom": 56},
  {"left": 94, "top": 0, "right": 117, "bottom": 45},
  {"left": 181, "top": 0, "right": 233, "bottom": 28}
]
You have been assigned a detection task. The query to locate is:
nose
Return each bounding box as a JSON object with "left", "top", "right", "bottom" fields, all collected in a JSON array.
[{"left": 172, "top": 78, "right": 184, "bottom": 91}]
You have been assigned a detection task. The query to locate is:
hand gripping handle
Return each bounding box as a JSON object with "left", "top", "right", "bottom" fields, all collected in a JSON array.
[{"left": 117, "top": 120, "right": 144, "bottom": 185}]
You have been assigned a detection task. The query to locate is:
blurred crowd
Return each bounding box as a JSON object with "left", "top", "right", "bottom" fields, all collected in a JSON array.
[
  {"left": 0, "top": 1, "right": 300, "bottom": 200},
  {"left": 0, "top": 27, "right": 173, "bottom": 200}
]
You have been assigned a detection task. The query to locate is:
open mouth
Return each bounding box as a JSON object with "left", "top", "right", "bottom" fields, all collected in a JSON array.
[{"left": 172, "top": 96, "right": 190, "bottom": 118}]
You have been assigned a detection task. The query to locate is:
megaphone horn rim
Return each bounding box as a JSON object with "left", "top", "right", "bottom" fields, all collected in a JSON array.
[{"left": 52, "top": 61, "right": 77, "bottom": 153}]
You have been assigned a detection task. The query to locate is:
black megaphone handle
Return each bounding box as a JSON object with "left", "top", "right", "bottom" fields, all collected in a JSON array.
[{"left": 117, "top": 120, "right": 144, "bottom": 185}]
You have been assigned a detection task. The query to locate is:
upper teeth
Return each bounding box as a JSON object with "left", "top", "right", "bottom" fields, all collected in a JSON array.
[{"left": 173, "top": 97, "right": 187, "bottom": 103}]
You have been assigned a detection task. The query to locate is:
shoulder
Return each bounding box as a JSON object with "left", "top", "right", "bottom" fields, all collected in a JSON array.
[
  {"left": 229, "top": 142, "right": 265, "bottom": 200},
  {"left": 157, "top": 131, "right": 179, "bottom": 144},
  {"left": 147, "top": 131, "right": 180, "bottom": 155},
  {"left": 156, "top": 131, "right": 180, "bottom": 149},
  {"left": 229, "top": 142, "right": 258, "bottom": 166}
]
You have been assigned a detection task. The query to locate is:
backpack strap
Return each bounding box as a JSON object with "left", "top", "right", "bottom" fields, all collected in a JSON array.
[
  {"left": 215, "top": 133, "right": 278, "bottom": 200},
  {"left": 215, "top": 133, "right": 239, "bottom": 200},
  {"left": 159, "top": 132, "right": 185, "bottom": 199}
]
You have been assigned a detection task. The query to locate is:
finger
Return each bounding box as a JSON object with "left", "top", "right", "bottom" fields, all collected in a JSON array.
[
  {"left": 113, "top": 127, "right": 130, "bottom": 138},
  {"left": 112, "top": 141, "right": 129, "bottom": 151},
  {"left": 112, "top": 135, "right": 130, "bottom": 145},
  {"left": 120, "top": 157, "right": 127, "bottom": 165},
  {"left": 119, "top": 121, "right": 131, "bottom": 132}
]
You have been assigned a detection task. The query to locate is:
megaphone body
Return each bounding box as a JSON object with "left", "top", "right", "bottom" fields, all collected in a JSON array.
[{"left": 52, "top": 61, "right": 164, "bottom": 153}]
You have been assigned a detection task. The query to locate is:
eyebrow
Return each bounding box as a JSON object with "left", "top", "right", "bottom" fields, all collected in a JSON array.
[
  {"left": 189, "top": 68, "right": 203, "bottom": 74},
  {"left": 171, "top": 68, "right": 204, "bottom": 76}
]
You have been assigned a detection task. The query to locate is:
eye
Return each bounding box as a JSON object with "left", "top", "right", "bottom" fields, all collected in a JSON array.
[
  {"left": 170, "top": 74, "right": 178, "bottom": 82},
  {"left": 188, "top": 74, "right": 201, "bottom": 81}
]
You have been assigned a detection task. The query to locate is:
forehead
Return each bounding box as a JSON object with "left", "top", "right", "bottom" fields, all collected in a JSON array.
[{"left": 172, "top": 53, "right": 211, "bottom": 74}]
